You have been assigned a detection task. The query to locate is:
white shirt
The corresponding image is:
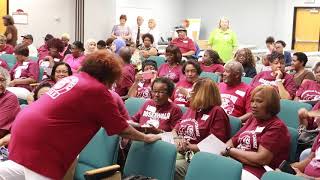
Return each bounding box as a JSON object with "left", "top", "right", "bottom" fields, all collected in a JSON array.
[
  {"left": 147, "top": 28, "right": 160, "bottom": 48},
  {"left": 131, "top": 24, "right": 148, "bottom": 45},
  {"left": 28, "top": 45, "right": 38, "bottom": 57}
]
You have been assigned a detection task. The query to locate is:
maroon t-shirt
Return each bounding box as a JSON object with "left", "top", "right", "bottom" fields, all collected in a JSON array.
[
  {"left": 37, "top": 44, "right": 49, "bottom": 61},
  {"left": 304, "top": 134, "right": 320, "bottom": 177},
  {"left": 231, "top": 116, "right": 290, "bottom": 178},
  {"left": 296, "top": 80, "right": 320, "bottom": 101},
  {"left": 174, "top": 106, "right": 230, "bottom": 144},
  {"left": 218, "top": 82, "right": 251, "bottom": 117},
  {"left": 0, "top": 58, "right": 10, "bottom": 71},
  {"left": 131, "top": 100, "right": 183, "bottom": 132},
  {"left": 172, "top": 79, "right": 194, "bottom": 107},
  {"left": 10, "top": 60, "right": 40, "bottom": 90},
  {"left": 0, "top": 44, "right": 14, "bottom": 54},
  {"left": 115, "top": 64, "right": 135, "bottom": 96},
  {"left": 306, "top": 102, "right": 320, "bottom": 130},
  {"left": 9, "top": 73, "right": 129, "bottom": 179},
  {"left": 158, "top": 63, "right": 183, "bottom": 83},
  {"left": 136, "top": 81, "right": 152, "bottom": 99},
  {"left": 0, "top": 90, "right": 20, "bottom": 132},
  {"left": 200, "top": 63, "right": 224, "bottom": 74},
  {"left": 250, "top": 71, "right": 297, "bottom": 98},
  {"left": 170, "top": 37, "right": 196, "bottom": 54}
]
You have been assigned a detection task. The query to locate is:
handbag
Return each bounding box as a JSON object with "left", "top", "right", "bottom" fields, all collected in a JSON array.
[{"left": 297, "top": 127, "right": 320, "bottom": 147}]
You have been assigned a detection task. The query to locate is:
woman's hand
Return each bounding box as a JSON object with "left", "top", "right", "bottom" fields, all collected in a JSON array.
[
  {"left": 298, "top": 108, "right": 310, "bottom": 126},
  {"left": 186, "top": 142, "right": 199, "bottom": 152},
  {"left": 275, "top": 70, "right": 284, "bottom": 79},
  {"left": 135, "top": 72, "right": 143, "bottom": 82},
  {"left": 174, "top": 138, "right": 187, "bottom": 153},
  {"left": 177, "top": 87, "right": 189, "bottom": 97},
  {"left": 143, "top": 134, "right": 161, "bottom": 143},
  {"left": 8, "top": 80, "right": 16, "bottom": 87}
]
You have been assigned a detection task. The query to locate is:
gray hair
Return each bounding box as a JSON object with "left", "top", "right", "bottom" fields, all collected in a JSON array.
[
  {"left": 225, "top": 60, "right": 244, "bottom": 76},
  {"left": 0, "top": 66, "right": 10, "bottom": 87}
]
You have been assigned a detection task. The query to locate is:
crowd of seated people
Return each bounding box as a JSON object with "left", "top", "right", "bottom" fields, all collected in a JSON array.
[{"left": 1, "top": 13, "right": 320, "bottom": 180}]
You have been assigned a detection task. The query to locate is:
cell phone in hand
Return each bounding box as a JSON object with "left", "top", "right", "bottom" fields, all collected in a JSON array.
[
  {"left": 142, "top": 71, "right": 155, "bottom": 80},
  {"left": 279, "top": 160, "right": 296, "bottom": 175}
]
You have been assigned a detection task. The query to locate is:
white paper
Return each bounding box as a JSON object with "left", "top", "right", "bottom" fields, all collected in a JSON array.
[
  {"left": 197, "top": 134, "right": 227, "bottom": 155},
  {"left": 159, "top": 132, "right": 175, "bottom": 144},
  {"left": 263, "top": 165, "right": 274, "bottom": 172},
  {"left": 127, "top": 120, "right": 141, "bottom": 128}
]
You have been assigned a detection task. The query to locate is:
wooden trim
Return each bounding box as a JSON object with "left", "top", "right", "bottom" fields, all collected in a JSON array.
[{"left": 6, "top": 0, "right": 9, "bottom": 14}]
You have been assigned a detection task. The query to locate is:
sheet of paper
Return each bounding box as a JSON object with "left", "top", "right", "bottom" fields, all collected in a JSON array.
[
  {"left": 197, "top": 134, "right": 227, "bottom": 155},
  {"left": 159, "top": 132, "right": 175, "bottom": 144},
  {"left": 263, "top": 165, "right": 274, "bottom": 172}
]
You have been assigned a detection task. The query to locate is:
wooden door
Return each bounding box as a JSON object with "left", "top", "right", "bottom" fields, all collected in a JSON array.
[
  {"left": 293, "top": 8, "right": 320, "bottom": 52},
  {"left": 0, "top": 0, "right": 7, "bottom": 34}
]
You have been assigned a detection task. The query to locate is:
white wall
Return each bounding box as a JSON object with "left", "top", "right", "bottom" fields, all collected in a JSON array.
[{"left": 9, "top": 0, "right": 75, "bottom": 47}]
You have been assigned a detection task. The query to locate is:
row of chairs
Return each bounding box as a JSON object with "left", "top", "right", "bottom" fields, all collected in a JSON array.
[{"left": 74, "top": 97, "right": 300, "bottom": 179}]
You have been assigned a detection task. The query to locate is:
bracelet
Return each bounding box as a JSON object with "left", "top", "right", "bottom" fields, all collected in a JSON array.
[{"left": 225, "top": 146, "right": 232, "bottom": 156}]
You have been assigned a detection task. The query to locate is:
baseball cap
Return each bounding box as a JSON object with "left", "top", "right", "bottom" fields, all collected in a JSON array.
[
  {"left": 44, "top": 34, "right": 54, "bottom": 41},
  {"left": 176, "top": 27, "right": 187, "bottom": 32},
  {"left": 21, "top": 34, "right": 33, "bottom": 41}
]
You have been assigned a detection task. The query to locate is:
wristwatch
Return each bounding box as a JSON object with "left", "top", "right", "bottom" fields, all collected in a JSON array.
[{"left": 225, "top": 146, "right": 232, "bottom": 156}]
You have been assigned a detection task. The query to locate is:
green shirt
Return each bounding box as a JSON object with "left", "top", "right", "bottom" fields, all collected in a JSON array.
[{"left": 208, "top": 28, "right": 238, "bottom": 63}]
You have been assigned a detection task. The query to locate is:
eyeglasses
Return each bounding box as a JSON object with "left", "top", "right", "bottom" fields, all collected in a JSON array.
[
  {"left": 151, "top": 90, "right": 167, "bottom": 95},
  {"left": 55, "top": 70, "right": 68, "bottom": 74},
  {"left": 0, "top": 78, "right": 6, "bottom": 82}
]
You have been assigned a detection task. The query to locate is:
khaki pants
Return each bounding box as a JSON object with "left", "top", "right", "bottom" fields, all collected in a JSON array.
[{"left": 175, "top": 153, "right": 189, "bottom": 180}]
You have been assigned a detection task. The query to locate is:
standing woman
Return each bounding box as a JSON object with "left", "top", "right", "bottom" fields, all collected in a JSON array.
[
  {"left": 2, "top": 15, "right": 17, "bottom": 47},
  {"left": 208, "top": 17, "right": 237, "bottom": 63},
  {"left": 63, "top": 41, "right": 85, "bottom": 73},
  {"left": 234, "top": 48, "right": 257, "bottom": 78},
  {"left": 111, "top": 14, "right": 131, "bottom": 43}
]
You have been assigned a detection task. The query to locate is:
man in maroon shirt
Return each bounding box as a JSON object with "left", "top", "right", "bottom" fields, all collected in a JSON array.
[
  {"left": 115, "top": 47, "right": 135, "bottom": 97},
  {"left": 170, "top": 27, "right": 196, "bottom": 59},
  {"left": 219, "top": 61, "right": 252, "bottom": 122},
  {"left": 0, "top": 51, "right": 160, "bottom": 179}
]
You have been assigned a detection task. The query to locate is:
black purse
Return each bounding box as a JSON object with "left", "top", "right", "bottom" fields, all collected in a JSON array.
[{"left": 297, "top": 127, "right": 320, "bottom": 148}]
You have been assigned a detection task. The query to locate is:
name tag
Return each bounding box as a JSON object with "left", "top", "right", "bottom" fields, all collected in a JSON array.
[
  {"left": 22, "top": 61, "right": 30, "bottom": 66},
  {"left": 235, "top": 90, "right": 245, "bottom": 97},
  {"left": 255, "top": 126, "right": 265, "bottom": 133},
  {"left": 146, "top": 105, "right": 156, "bottom": 113},
  {"left": 201, "top": 114, "right": 209, "bottom": 121},
  {"left": 183, "top": 40, "right": 188, "bottom": 43}
]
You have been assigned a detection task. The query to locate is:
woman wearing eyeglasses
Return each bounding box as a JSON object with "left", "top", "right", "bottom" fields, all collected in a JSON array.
[
  {"left": 130, "top": 77, "right": 183, "bottom": 133},
  {"left": 173, "top": 78, "right": 230, "bottom": 180}
]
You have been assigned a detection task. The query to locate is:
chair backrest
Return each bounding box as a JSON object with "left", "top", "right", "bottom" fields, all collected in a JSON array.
[
  {"left": 228, "top": 115, "right": 242, "bottom": 138},
  {"left": 28, "top": 56, "right": 38, "bottom": 62},
  {"left": 74, "top": 128, "right": 120, "bottom": 180},
  {"left": 241, "top": 76, "right": 252, "bottom": 84},
  {"left": 288, "top": 127, "right": 298, "bottom": 163},
  {"left": 38, "top": 67, "right": 44, "bottom": 82},
  {"left": 125, "top": 97, "right": 147, "bottom": 116},
  {"left": 185, "top": 152, "right": 242, "bottom": 180},
  {"left": 123, "top": 141, "right": 177, "bottom": 180},
  {"left": 199, "top": 72, "right": 220, "bottom": 83},
  {"left": 261, "top": 171, "right": 305, "bottom": 180},
  {"left": 147, "top": 56, "right": 166, "bottom": 68},
  {"left": 0, "top": 54, "right": 16, "bottom": 69},
  {"left": 18, "top": 98, "right": 28, "bottom": 105},
  {"left": 278, "top": 100, "right": 312, "bottom": 129},
  {"left": 179, "top": 105, "right": 187, "bottom": 114}
]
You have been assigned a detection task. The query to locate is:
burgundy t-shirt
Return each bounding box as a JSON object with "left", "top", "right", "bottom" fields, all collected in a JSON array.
[
  {"left": 109, "top": 90, "right": 130, "bottom": 120},
  {"left": 200, "top": 63, "right": 224, "bottom": 74},
  {"left": 306, "top": 102, "right": 320, "bottom": 130},
  {"left": 231, "top": 116, "right": 290, "bottom": 178},
  {"left": 0, "top": 58, "right": 10, "bottom": 71},
  {"left": 136, "top": 81, "right": 152, "bottom": 99},
  {"left": 158, "top": 63, "right": 183, "bottom": 83},
  {"left": 0, "top": 90, "right": 20, "bottom": 131},
  {"left": 37, "top": 44, "right": 49, "bottom": 61},
  {"left": 218, "top": 82, "right": 251, "bottom": 117},
  {"left": 10, "top": 60, "right": 40, "bottom": 90},
  {"left": 250, "top": 71, "right": 297, "bottom": 98},
  {"left": 132, "top": 100, "right": 183, "bottom": 132},
  {"left": 174, "top": 106, "right": 230, "bottom": 144},
  {"left": 9, "top": 73, "right": 129, "bottom": 179},
  {"left": 115, "top": 64, "right": 135, "bottom": 96},
  {"left": 304, "top": 134, "right": 320, "bottom": 177},
  {"left": 170, "top": 37, "right": 196, "bottom": 54},
  {"left": 0, "top": 44, "right": 14, "bottom": 54},
  {"left": 296, "top": 80, "right": 320, "bottom": 101},
  {"left": 172, "top": 79, "right": 194, "bottom": 107}
]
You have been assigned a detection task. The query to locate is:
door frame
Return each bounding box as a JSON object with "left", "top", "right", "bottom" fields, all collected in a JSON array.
[{"left": 291, "top": 6, "right": 320, "bottom": 51}]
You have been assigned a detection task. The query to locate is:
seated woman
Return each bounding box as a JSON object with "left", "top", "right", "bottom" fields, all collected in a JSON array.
[
  {"left": 222, "top": 85, "right": 290, "bottom": 180},
  {"left": 138, "top": 33, "right": 158, "bottom": 60},
  {"left": 291, "top": 52, "right": 315, "bottom": 86},
  {"left": 291, "top": 131, "right": 320, "bottom": 179},
  {"left": 131, "top": 77, "right": 183, "bottom": 133},
  {"left": 298, "top": 101, "right": 320, "bottom": 131},
  {"left": 200, "top": 49, "right": 224, "bottom": 75},
  {"left": 84, "top": 39, "right": 97, "bottom": 55},
  {"left": 295, "top": 62, "right": 320, "bottom": 102},
  {"left": 37, "top": 34, "right": 54, "bottom": 61},
  {"left": 111, "top": 38, "right": 126, "bottom": 55},
  {"left": 234, "top": 48, "right": 257, "bottom": 78},
  {"left": 63, "top": 41, "right": 85, "bottom": 73},
  {"left": 27, "top": 82, "right": 53, "bottom": 104},
  {"left": 158, "top": 45, "right": 183, "bottom": 83},
  {"left": 106, "top": 37, "right": 115, "bottom": 51},
  {"left": 0, "top": 67, "right": 20, "bottom": 140},
  {"left": 8, "top": 44, "right": 39, "bottom": 99},
  {"left": 250, "top": 52, "right": 297, "bottom": 100},
  {"left": 128, "top": 60, "right": 157, "bottom": 99},
  {"left": 174, "top": 78, "right": 230, "bottom": 180},
  {"left": 0, "top": 35, "right": 14, "bottom": 54},
  {"left": 172, "top": 60, "right": 201, "bottom": 107}
]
